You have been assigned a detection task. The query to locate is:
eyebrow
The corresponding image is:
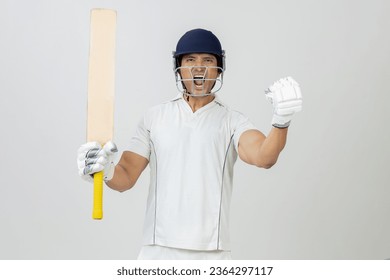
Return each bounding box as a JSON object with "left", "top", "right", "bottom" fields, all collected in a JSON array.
[
  {"left": 203, "top": 55, "right": 216, "bottom": 60},
  {"left": 183, "top": 54, "right": 216, "bottom": 60},
  {"left": 183, "top": 55, "right": 196, "bottom": 59}
]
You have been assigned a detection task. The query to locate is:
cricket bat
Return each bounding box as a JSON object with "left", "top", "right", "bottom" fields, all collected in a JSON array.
[{"left": 87, "top": 9, "right": 117, "bottom": 220}]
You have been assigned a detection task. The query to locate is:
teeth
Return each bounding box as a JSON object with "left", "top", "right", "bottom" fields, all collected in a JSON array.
[{"left": 193, "top": 75, "right": 203, "bottom": 86}]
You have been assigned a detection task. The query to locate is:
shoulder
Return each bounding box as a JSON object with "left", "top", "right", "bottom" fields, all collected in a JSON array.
[
  {"left": 145, "top": 94, "right": 181, "bottom": 115},
  {"left": 217, "top": 98, "right": 258, "bottom": 135},
  {"left": 214, "top": 96, "right": 249, "bottom": 121},
  {"left": 141, "top": 94, "right": 182, "bottom": 127}
]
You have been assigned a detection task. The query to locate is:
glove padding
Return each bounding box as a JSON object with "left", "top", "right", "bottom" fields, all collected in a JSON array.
[
  {"left": 265, "top": 76, "right": 302, "bottom": 128},
  {"left": 77, "top": 141, "right": 118, "bottom": 183}
]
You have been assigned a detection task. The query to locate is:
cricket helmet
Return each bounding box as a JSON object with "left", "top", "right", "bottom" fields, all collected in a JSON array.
[
  {"left": 173, "top": 28, "right": 225, "bottom": 71},
  {"left": 172, "top": 28, "right": 226, "bottom": 96}
]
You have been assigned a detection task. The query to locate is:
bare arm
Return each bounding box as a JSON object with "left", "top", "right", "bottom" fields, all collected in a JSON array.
[
  {"left": 238, "top": 127, "right": 288, "bottom": 169},
  {"left": 238, "top": 76, "right": 303, "bottom": 168},
  {"left": 106, "top": 151, "right": 149, "bottom": 192}
]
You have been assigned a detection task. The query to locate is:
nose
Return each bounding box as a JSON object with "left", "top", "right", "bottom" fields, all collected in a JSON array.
[
  {"left": 192, "top": 59, "right": 206, "bottom": 72},
  {"left": 194, "top": 58, "right": 202, "bottom": 68}
]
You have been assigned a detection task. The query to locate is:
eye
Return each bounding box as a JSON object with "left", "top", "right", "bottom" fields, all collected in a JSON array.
[{"left": 205, "top": 58, "right": 215, "bottom": 64}]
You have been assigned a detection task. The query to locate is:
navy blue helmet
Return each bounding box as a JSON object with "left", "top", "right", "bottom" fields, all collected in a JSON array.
[{"left": 173, "top": 28, "right": 225, "bottom": 72}]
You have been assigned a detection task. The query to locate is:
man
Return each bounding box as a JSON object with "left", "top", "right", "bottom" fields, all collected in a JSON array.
[{"left": 77, "top": 28, "right": 302, "bottom": 259}]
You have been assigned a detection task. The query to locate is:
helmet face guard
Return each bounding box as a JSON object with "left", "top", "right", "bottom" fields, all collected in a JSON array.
[
  {"left": 173, "top": 29, "right": 226, "bottom": 97},
  {"left": 174, "top": 65, "right": 224, "bottom": 97}
]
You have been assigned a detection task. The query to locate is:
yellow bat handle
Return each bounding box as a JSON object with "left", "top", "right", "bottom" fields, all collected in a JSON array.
[{"left": 92, "top": 171, "right": 104, "bottom": 219}]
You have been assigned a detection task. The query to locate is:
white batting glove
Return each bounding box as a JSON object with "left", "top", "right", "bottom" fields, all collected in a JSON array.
[
  {"left": 265, "top": 76, "right": 302, "bottom": 128},
  {"left": 77, "top": 141, "right": 118, "bottom": 182}
]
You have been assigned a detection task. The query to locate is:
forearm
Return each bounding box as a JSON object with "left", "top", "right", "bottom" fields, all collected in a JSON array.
[
  {"left": 239, "top": 77, "right": 301, "bottom": 169},
  {"left": 105, "top": 151, "right": 149, "bottom": 192},
  {"left": 105, "top": 164, "right": 135, "bottom": 192},
  {"left": 256, "top": 127, "right": 288, "bottom": 168}
]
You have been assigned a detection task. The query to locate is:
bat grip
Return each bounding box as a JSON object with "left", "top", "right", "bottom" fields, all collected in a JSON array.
[{"left": 92, "top": 171, "right": 104, "bottom": 219}]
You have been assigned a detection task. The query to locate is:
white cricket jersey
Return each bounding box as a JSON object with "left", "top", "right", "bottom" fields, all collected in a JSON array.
[{"left": 128, "top": 94, "right": 256, "bottom": 251}]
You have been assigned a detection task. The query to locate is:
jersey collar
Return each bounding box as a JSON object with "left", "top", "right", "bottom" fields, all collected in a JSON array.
[{"left": 171, "top": 93, "right": 224, "bottom": 105}]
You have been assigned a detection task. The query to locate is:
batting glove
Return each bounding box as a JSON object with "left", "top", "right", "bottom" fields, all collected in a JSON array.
[
  {"left": 265, "top": 76, "right": 302, "bottom": 128},
  {"left": 77, "top": 141, "right": 118, "bottom": 182}
]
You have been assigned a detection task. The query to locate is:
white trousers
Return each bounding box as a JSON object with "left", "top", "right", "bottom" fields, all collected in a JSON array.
[{"left": 137, "top": 245, "right": 232, "bottom": 260}]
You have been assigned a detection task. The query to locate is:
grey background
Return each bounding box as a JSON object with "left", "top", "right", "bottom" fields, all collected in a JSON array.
[{"left": 0, "top": 0, "right": 389, "bottom": 259}]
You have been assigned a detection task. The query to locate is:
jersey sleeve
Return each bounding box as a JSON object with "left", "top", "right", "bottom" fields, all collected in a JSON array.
[
  {"left": 127, "top": 114, "right": 151, "bottom": 160},
  {"left": 232, "top": 112, "right": 257, "bottom": 152}
]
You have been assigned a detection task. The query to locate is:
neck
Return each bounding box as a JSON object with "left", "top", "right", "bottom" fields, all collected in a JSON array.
[{"left": 184, "top": 94, "right": 215, "bottom": 112}]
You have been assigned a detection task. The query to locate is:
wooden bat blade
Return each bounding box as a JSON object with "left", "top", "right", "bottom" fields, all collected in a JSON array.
[
  {"left": 87, "top": 9, "right": 116, "bottom": 144},
  {"left": 86, "top": 9, "right": 117, "bottom": 220}
]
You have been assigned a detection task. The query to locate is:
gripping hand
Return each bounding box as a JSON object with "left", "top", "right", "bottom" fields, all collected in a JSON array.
[
  {"left": 77, "top": 141, "right": 118, "bottom": 182},
  {"left": 265, "top": 76, "right": 302, "bottom": 128}
]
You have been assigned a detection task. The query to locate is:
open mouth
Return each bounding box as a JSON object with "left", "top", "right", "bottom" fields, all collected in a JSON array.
[{"left": 194, "top": 76, "right": 204, "bottom": 86}]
